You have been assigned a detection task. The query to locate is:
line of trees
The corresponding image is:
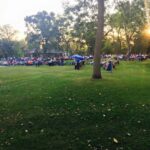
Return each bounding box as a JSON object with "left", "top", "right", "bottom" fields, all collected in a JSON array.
[
  {"left": 0, "top": 25, "right": 26, "bottom": 58},
  {"left": 0, "top": 0, "right": 149, "bottom": 58},
  {"left": 23, "top": 0, "right": 149, "bottom": 56}
]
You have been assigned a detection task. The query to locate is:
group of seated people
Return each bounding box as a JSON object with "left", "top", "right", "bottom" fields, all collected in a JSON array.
[{"left": 47, "top": 57, "right": 64, "bottom": 66}]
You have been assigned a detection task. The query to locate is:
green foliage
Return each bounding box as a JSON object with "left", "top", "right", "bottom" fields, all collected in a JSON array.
[
  {"left": 22, "top": 0, "right": 148, "bottom": 55},
  {"left": 0, "top": 40, "right": 15, "bottom": 57},
  {"left": 62, "top": 0, "right": 147, "bottom": 55},
  {"left": 0, "top": 25, "right": 26, "bottom": 58},
  {"left": 0, "top": 40, "right": 26, "bottom": 58},
  {"left": 105, "top": 0, "right": 146, "bottom": 54},
  {"left": 102, "top": 39, "right": 113, "bottom": 53},
  {"left": 63, "top": 0, "right": 97, "bottom": 54},
  {"left": 25, "top": 11, "right": 62, "bottom": 53}
]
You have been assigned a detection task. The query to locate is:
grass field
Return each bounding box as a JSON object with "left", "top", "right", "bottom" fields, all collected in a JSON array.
[{"left": 0, "top": 61, "right": 150, "bottom": 150}]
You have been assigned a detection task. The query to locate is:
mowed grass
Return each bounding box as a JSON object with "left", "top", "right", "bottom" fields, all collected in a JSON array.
[{"left": 0, "top": 61, "right": 150, "bottom": 150}]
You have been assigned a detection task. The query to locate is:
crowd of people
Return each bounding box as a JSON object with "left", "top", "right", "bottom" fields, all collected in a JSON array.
[
  {"left": 0, "top": 54, "right": 148, "bottom": 72},
  {"left": 116, "top": 54, "right": 149, "bottom": 61},
  {"left": 0, "top": 57, "right": 65, "bottom": 66}
]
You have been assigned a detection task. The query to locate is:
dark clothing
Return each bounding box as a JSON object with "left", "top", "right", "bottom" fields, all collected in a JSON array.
[
  {"left": 75, "top": 59, "right": 80, "bottom": 70},
  {"left": 107, "top": 61, "right": 113, "bottom": 72}
]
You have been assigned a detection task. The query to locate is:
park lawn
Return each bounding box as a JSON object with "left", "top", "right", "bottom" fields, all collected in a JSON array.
[{"left": 0, "top": 61, "right": 150, "bottom": 150}]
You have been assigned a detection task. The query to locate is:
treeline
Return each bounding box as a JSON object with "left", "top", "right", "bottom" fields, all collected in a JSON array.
[
  {"left": 0, "top": 0, "right": 150, "bottom": 58},
  {"left": 0, "top": 25, "right": 26, "bottom": 58}
]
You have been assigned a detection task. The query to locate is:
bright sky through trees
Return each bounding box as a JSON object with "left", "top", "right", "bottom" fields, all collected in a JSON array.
[
  {"left": 0, "top": 0, "right": 74, "bottom": 38},
  {"left": 0, "top": 0, "right": 146, "bottom": 40}
]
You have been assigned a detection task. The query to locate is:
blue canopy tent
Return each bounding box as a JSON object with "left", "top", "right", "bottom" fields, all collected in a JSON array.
[{"left": 71, "top": 54, "right": 84, "bottom": 60}]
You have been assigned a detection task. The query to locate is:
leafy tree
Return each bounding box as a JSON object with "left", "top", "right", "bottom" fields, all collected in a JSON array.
[
  {"left": 106, "top": 0, "right": 145, "bottom": 56},
  {"left": 0, "top": 25, "right": 24, "bottom": 58},
  {"left": 63, "top": 0, "right": 97, "bottom": 54},
  {"left": 25, "top": 11, "right": 62, "bottom": 53},
  {"left": 0, "top": 25, "right": 17, "bottom": 41},
  {"left": 0, "top": 40, "right": 15, "bottom": 57},
  {"left": 133, "top": 32, "right": 150, "bottom": 54}
]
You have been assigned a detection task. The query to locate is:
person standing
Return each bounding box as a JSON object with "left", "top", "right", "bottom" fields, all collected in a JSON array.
[
  {"left": 107, "top": 61, "right": 113, "bottom": 73},
  {"left": 74, "top": 58, "right": 80, "bottom": 70}
]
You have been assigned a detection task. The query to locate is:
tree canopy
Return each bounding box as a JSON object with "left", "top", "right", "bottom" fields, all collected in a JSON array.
[{"left": 0, "top": 0, "right": 149, "bottom": 58}]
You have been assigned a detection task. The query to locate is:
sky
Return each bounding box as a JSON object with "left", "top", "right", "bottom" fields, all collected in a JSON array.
[{"left": 0, "top": 0, "right": 73, "bottom": 39}]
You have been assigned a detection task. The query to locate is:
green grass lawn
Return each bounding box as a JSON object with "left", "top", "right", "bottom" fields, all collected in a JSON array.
[{"left": 0, "top": 61, "right": 150, "bottom": 150}]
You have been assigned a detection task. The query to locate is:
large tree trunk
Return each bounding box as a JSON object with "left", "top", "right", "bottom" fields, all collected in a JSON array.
[{"left": 92, "top": 0, "right": 104, "bottom": 79}]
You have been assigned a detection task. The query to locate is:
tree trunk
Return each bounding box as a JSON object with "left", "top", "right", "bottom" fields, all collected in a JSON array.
[
  {"left": 92, "top": 0, "right": 104, "bottom": 79},
  {"left": 126, "top": 39, "right": 131, "bottom": 59}
]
